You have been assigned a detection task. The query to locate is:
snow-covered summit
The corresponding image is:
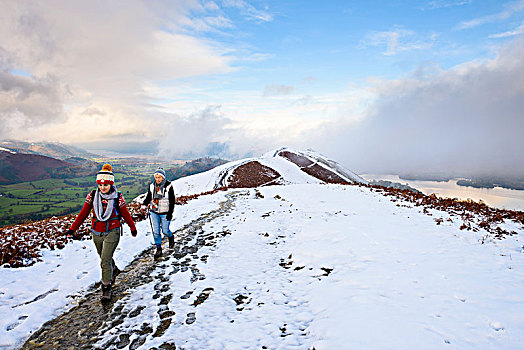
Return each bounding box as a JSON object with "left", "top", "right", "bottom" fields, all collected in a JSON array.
[
  {"left": 173, "top": 147, "right": 367, "bottom": 196},
  {"left": 0, "top": 147, "right": 16, "bottom": 154}
]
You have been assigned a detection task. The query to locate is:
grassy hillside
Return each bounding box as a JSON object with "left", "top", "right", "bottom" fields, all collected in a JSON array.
[
  {"left": 0, "top": 175, "right": 144, "bottom": 227},
  {"left": 0, "top": 151, "right": 100, "bottom": 185},
  {"left": 0, "top": 160, "right": 164, "bottom": 227},
  {"left": 0, "top": 157, "right": 227, "bottom": 227}
]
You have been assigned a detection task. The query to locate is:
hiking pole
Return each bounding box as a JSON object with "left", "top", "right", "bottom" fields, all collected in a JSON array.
[{"left": 147, "top": 206, "right": 154, "bottom": 235}]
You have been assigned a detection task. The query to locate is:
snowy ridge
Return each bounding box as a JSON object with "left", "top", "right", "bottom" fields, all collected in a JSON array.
[
  {"left": 173, "top": 158, "right": 250, "bottom": 195},
  {"left": 275, "top": 147, "right": 368, "bottom": 184},
  {"left": 173, "top": 147, "right": 365, "bottom": 197},
  {"left": 257, "top": 154, "right": 323, "bottom": 185},
  {"left": 0, "top": 147, "right": 16, "bottom": 154}
]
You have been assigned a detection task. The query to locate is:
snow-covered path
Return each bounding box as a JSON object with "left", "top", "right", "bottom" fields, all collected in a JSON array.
[{"left": 3, "top": 183, "right": 524, "bottom": 349}]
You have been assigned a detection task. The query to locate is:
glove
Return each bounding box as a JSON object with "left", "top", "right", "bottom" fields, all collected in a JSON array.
[
  {"left": 72, "top": 233, "right": 82, "bottom": 240},
  {"left": 65, "top": 229, "right": 82, "bottom": 240},
  {"left": 131, "top": 229, "right": 137, "bottom": 237},
  {"left": 166, "top": 214, "right": 172, "bottom": 221}
]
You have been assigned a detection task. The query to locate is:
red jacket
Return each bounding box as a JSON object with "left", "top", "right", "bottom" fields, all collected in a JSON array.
[{"left": 70, "top": 190, "right": 136, "bottom": 233}]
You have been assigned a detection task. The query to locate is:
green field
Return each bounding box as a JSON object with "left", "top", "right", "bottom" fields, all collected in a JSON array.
[{"left": 0, "top": 159, "right": 180, "bottom": 227}]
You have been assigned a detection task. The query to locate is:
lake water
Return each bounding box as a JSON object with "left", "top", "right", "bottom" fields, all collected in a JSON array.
[{"left": 360, "top": 174, "right": 524, "bottom": 212}]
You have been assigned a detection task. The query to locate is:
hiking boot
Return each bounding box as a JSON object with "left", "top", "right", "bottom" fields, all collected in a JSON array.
[
  {"left": 154, "top": 246, "right": 162, "bottom": 259},
  {"left": 168, "top": 235, "right": 175, "bottom": 249},
  {"left": 101, "top": 284, "right": 112, "bottom": 301},
  {"left": 111, "top": 265, "right": 121, "bottom": 285}
]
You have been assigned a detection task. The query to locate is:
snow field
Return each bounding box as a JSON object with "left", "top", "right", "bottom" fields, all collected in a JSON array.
[{"left": 1, "top": 183, "right": 524, "bottom": 349}]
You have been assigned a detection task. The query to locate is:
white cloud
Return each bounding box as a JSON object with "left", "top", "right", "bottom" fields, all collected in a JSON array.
[
  {"left": 203, "top": 1, "right": 220, "bottom": 11},
  {"left": 222, "top": 0, "right": 273, "bottom": 22},
  {"left": 457, "top": 0, "right": 524, "bottom": 29},
  {"left": 184, "top": 15, "right": 234, "bottom": 32},
  {"left": 158, "top": 106, "right": 231, "bottom": 157},
  {"left": 239, "top": 52, "right": 274, "bottom": 62},
  {"left": 489, "top": 21, "right": 524, "bottom": 38},
  {"left": 263, "top": 84, "right": 295, "bottom": 97},
  {"left": 156, "top": 105, "right": 276, "bottom": 159},
  {"left": 0, "top": 72, "right": 66, "bottom": 136},
  {"left": 362, "top": 29, "right": 436, "bottom": 56},
  {"left": 0, "top": 0, "right": 232, "bottom": 144},
  {"left": 426, "top": 0, "right": 473, "bottom": 10},
  {"left": 426, "top": 0, "right": 472, "bottom": 10},
  {"left": 23, "top": 102, "right": 157, "bottom": 145},
  {"left": 307, "top": 38, "right": 524, "bottom": 177}
]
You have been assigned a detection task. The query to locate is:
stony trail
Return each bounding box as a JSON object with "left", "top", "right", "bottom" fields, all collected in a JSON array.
[{"left": 22, "top": 191, "right": 244, "bottom": 350}]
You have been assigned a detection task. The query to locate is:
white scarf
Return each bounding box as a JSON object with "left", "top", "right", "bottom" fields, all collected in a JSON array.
[{"left": 93, "top": 186, "right": 118, "bottom": 221}]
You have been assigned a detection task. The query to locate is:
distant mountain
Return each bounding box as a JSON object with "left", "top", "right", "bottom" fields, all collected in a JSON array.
[
  {"left": 0, "top": 151, "right": 98, "bottom": 184},
  {"left": 167, "top": 157, "right": 229, "bottom": 181},
  {"left": 0, "top": 140, "right": 99, "bottom": 160},
  {"left": 398, "top": 171, "right": 524, "bottom": 191},
  {"left": 399, "top": 173, "right": 454, "bottom": 182},
  {"left": 0, "top": 151, "right": 68, "bottom": 184},
  {"left": 63, "top": 156, "right": 100, "bottom": 170},
  {"left": 456, "top": 176, "right": 524, "bottom": 191},
  {"left": 368, "top": 179, "right": 421, "bottom": 193}
]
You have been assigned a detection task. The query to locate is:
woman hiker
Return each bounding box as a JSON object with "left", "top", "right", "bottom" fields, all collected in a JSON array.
[
  {"left": 65, "top": 164, "right": 137, "bottom": 301},
  {"left": 142, "top": 167, "right": 175, "bottom": 258}
]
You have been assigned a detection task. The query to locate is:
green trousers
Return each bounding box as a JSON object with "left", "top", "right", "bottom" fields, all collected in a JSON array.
[{"left": 92, "top": 227, "right": 121, "bottom": 283}]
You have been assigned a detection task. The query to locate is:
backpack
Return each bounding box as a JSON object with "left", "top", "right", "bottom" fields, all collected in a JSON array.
[
  {"left": 90, "top": 189, "right": 122, "bottom": 231},
  {"left": 149, "top": 182, "right": 172, "bottom": 213},
  {"left": 90, "top": 189, "right": 121, "bottom": 217}
]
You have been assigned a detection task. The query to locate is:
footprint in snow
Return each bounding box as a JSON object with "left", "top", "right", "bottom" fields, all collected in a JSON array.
[
  {"left": 180, "top": 291, "right": 194, "bottom": 299},
  {"left": 76, "top": 271, "right": 88, "bottom": 279},
  {"left": 186, "top": 312, "right": 196, "bottom": 324},
  {"left": 12, "top": 288, "right": 58, "bottom": 308},
  {"left": 6, "top": 315, "right": 28, "bottom": 331},
  {"left": 490, "top": 322, "right": 504, "bottom": 331}
]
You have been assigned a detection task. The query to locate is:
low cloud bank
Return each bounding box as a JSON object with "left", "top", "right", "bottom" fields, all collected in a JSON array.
[{"left": 310, "top": 38, "right": 524, "bottom": 177}]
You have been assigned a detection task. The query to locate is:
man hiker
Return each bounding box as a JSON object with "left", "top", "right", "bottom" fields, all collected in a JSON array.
[
  {"left": 142, "top": 167, "right": 175, "bottom": 258},
  {"left": 65, "top": 164, "right": 137, "bottom": 301}
]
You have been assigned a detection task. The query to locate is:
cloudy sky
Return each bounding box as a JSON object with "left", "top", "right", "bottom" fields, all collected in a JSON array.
[{"left": 1, "top": 0, "right": 523, "bottom": 176}]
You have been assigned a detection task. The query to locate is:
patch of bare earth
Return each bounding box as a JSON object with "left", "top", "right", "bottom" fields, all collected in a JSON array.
[
  {"left": 227, "top": 161, "right": 281, "bottom": 188},
  {"left": 302, "top": 164, "right": 350, "bottom": 184},
  {"left": 278, "top": 151, "right": 314, "bottom": 167},
  {"left": 278, "top": 151, "right": 350, "bottom": 184}
]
